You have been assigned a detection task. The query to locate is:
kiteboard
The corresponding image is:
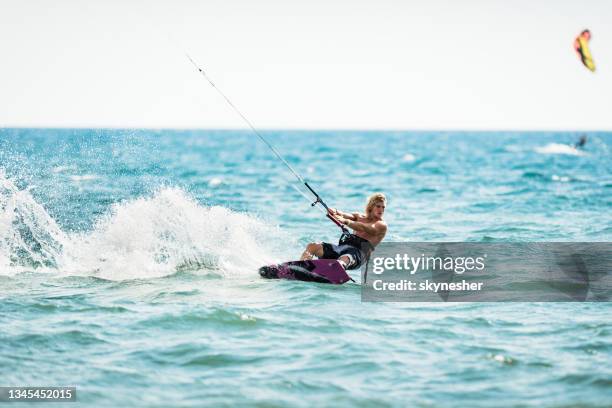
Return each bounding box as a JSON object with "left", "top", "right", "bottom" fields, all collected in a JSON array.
[{"left": 259, "top": 259, "right": 353, "bottom": 284}]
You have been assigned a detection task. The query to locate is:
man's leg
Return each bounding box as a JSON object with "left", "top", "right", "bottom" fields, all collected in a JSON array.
[{"left": 300, "top": 242, "right": 324, "bottom": 261}]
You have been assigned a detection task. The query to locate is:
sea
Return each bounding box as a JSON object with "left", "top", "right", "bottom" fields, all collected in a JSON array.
[{"left": 0, "top": 128, "right": 610, "bottom": 407}]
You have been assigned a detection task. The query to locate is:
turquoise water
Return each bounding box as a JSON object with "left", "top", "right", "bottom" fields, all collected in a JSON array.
[{"left": 0, "top": 129, "right": 610, "bottom": 407}]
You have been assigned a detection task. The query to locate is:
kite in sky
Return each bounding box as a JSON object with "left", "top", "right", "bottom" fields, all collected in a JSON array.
[{"left": 573, "top": 29, "right": 596, "bottom": 72}]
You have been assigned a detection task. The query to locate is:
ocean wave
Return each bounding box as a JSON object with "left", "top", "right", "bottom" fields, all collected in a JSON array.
[
  {"left": 534, "top": 143, "right": 587, "bottom": 156},
  {"left": 0, "top": 172, "right": 286, "bottom": 280}
]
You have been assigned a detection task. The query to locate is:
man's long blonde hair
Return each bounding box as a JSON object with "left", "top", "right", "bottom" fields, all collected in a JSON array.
[{"left": 365, "top": 193, "right": 386, "bottom": 217}]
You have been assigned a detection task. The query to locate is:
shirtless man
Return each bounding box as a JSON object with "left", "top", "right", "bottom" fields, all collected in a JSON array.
[{"left": 300, "top": 193, "right": 388, "bottom": 270}]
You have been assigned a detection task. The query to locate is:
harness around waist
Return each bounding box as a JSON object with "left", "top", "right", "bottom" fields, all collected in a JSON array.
[{"left": 338, "top": 233, "right": 375, "bottom": 254}]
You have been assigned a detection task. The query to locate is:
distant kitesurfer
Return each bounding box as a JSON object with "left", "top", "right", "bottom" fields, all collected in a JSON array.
[
  {"left": 300, "top": 193, "right": 388, "bottom": 270},
  {"left": 575, "top": 135, "right": 587, "bottom": 148}
]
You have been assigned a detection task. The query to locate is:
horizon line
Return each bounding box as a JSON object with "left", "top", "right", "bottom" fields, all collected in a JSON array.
[{"left": 1, "top": 126, "right": 610, "bottom": 133}]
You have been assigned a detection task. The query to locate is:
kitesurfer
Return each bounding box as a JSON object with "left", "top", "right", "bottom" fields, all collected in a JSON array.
[
  {"left": 300, "top": 193, "right": 388, "bottom": 270},
  {"left": 575, "top": 135, "right": 587, "bottom": 148}
]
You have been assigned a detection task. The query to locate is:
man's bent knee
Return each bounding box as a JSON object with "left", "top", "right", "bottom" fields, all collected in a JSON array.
[{"left": 306, "top": 242, "right": 323, "bottom": 257}]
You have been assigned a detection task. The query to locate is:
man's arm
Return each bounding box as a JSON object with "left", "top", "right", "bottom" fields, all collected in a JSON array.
[{"left": 328, "top": 208, "right": 359, "bottom": 221}]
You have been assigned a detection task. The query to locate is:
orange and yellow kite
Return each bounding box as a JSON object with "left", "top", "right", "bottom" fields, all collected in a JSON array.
[{"left": 573, "top": 29, "right": 595, "bottom": 72}]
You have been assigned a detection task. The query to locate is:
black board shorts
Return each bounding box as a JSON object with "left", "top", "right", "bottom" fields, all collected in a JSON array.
[{"left": 321, "top": 234, "right": 374, "bottom": 270}]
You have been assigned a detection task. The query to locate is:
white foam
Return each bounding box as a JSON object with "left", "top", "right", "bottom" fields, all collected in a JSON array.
[
  {"left": 402, "top": 153, "right": 416, "bottom": 162},
  {"left": 208, "top": 177, "right": 222, "bottom": 187},
  {"left": 534, "top": 143, "right": 586, "bottom": 156},
  {"left": 551, "top": 175, "right": 570, "bottom": 183},
  {"left": 0, "top": 171, "right": 290, "bottom": 280},
  {"left": 70, "top": 174, "right": 99, "bottom": 182},
  {"left": 52, "top": 165, "right": 77, "bottom": 173},
  {"left": 0, "top": 171, "right": 66, "bottom": 274}
]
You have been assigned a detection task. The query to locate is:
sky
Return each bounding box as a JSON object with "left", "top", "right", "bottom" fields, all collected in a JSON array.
[{"left": 1, "top": 0, "right": 611, "bottom": 130}]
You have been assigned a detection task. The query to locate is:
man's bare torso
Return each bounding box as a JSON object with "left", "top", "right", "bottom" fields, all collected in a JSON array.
[{"left": 353, "top": 214, "right": 386, "bottom": 246}]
